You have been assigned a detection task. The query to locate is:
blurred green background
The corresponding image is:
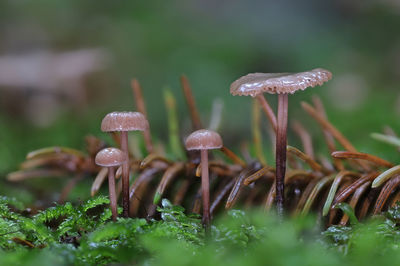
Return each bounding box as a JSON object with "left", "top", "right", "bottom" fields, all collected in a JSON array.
[{"left": 0, "top": 0, "right": 399, "bottom": 185}]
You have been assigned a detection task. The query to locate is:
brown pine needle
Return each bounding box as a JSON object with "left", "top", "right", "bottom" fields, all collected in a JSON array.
[
  {"left": 140, "top": 153, "right": 172, "bottom": 169},
  {"left": 311, "top": 96, "right": 344, "bottom": 171},
  {"left": 225, "top": 163, "right": 260, "bottom": 209},
  {"left": 7, "top": 169, "right": 65, "bottom": 181},
  {"left": 131, "top": 79, "right": 154, "bottom": 153},
  {"left": 301, "top": 101, "right": 370, "bottom": 171},
  {"left": 26, "top": 147, "right": 85, "bottom": 160},
  {"left": 292, "top": 120, "right": 315, "bottom": 159},
  {"left": 195, "top": 161, "right": 239, "bottom": 177},
  {"left": 115, "top": 166, "right": 122, "bottom": 179},
  {"left": 256, "top": 94, "right": 277, "bottom": 132},
  {"left": 244, "top": 166, "right": 274, "bottom": 185},
  {"left": 322, "top": 171, "right": 360, "bottom": 216},
  {"left": 209, "top": 98, "right": 224, "bottom": 131},
  {"left": 332, "top": 172, "right": 379, "bottom": 207},
  {"left": 180, "top": 75, "right": 202, "bottom": 130},
  {"left": 339, "top": 181, "right": 370, "bottom": 225},
  {"left": 173, "top": 179, "right": 191, "bottom": 206},
  {"left": 373, "top": 175, "right": 400, "bottom": 215},
  {"left": 287, "top": 146, "right": 330, "bottom": 174},
  {"left": 210, "top": 179, "right": 236, "bottom": 214},
  {"left": 264, "top": 170, "right": 315, "bottom": 211},
  {"left": 301, "top": 175, "right": 335, "bottom": 216},
  {"left": 59, "top": 174, "right": 83, "bottom": 204},
  {"left": 220, "top": 146, "right": 246, "bottom": 167},
  {"left": 91, "top": 167, "right": 108, "bottom": 196},
  {"left": 372, "top": 165, "right": 400, "bottom": 188},
  {"left": 128, "top": 168, "right": 161, "bottom": 216},
  {"left": 153, "top": 162, "right": 185, "bottom": 204},
  {"left": 332, "top": 151, "right": 394, "bottom": 168},
  {"left": 252, "top": 100, "right": 268, "bottom": 165}
]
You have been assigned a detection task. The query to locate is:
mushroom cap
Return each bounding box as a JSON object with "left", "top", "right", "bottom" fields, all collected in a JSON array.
[
  {"left": 95, "top": 147, "right": 126, "bottom": 167},
  {"left": 101, "top": 112, "right": 149, "bottom": 132},
  {"left": 230, "top": 68, "right": 332, "bottom": 97},
  {"left": 185, "top": 129, "right": 223, "bottom": 151}
]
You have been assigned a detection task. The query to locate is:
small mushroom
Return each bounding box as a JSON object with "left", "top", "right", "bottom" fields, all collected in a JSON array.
[
  {"left": 101, "top": 112, "right": 149, "bottom": 217},
  {"left": 185, "top": 129, "right": 223, "bottom": 227},
  {"left": 230, "top": 68, "right": 332, "bottom": 216},
  {"left": 95, "top": 147, "right": 126, "bottom": 221}
]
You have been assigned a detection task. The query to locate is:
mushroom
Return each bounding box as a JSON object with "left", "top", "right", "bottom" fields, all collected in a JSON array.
[
  {"left": 101, "top": 112, "right": 149, "bottom": 217},
  {"left": 185, "top": 129, "right": 223, "bottom": 227},
  {"left": 230, "top": 68, "right": 332, "bottom": 216},
  {"left": 95, "top": 147, "right": 126, "bottom": 221}
]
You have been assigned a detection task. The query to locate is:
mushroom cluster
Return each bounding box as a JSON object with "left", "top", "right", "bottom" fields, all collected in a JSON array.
[{"left": 9, "top": 70, "right": 400, "bottom": 228}]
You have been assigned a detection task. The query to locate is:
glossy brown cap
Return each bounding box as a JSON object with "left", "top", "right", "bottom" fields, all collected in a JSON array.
[
  {"left": 101, "top": 112, "right": 149, "bottom": 132},
  {"left": 95, "top": 147, "right": 126, "bottom": 167},
  {"left": 230, "top": 68, "right": 332, "bottom": 97},
  {"left": 185, "top": 129, "right": 223, "bottom": 151}
]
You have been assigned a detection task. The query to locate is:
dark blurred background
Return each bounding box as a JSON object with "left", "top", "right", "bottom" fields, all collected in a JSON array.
[{"left": 0, "top": 0, "right": 399, "bottom": 186}]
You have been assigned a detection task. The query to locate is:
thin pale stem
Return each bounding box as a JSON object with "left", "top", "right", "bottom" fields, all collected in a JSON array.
[
  {"left": 108, "top": 166, "right": 118, "bottom": 221},
  {"left": 276, "top": 93, "right": 288, "bottom": 216},
  {"left": 201, "top": 149, "right": 210, "bottom": 228},
  {"left": 256, "top": 94, "right": 277, "bottom": 133},
  {"left": 120, "top": 131, "right": 130, "bottom": 217}
]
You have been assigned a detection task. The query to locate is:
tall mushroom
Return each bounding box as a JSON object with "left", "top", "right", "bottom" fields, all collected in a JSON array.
[
  {"left": 185, "top": 129, "right": 223, "bottom": 227},
  {"left": 101, "top": 112, "right": 149, "bottom": 217},
  {"left": 95, "top": 147, "right": 126, "bottom": 221},
  {"left": 230, "top": 68, "right": 332, "bottom": 216}
]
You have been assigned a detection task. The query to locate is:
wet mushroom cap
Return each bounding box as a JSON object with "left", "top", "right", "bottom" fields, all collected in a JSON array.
[
  {"left": 101, "top": 112, "right": 149, "bottom": 132},
  {"left": 230, "top": 68, "right": 332, "bottom": 97},
  {"left": 95, "top": 148, "right": 126, "bottom": 167},
  {"left": 185, "top": 129, "right": 223, "bottom": 151}
]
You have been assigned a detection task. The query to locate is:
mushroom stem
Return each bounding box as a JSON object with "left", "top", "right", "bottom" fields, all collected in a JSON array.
[
  {"left": 256, "top": 94, "right": 277, "bottom": 132},
  {"left": 108, "top": 166, "right": 118, "bottom": 221},
  {"left": 120, "top": 131, "right": 130, "bottom": 217},
  {"left": 200, "top": 149, "right": 210, "bottom": 228},
  {"left": 276, "top": 93, "right": 288, "bottom": 217}
]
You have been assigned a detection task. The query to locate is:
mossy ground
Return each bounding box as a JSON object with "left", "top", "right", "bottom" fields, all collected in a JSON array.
[{"left": 1, "top": 195, "right": 400, "bottom": 266}]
